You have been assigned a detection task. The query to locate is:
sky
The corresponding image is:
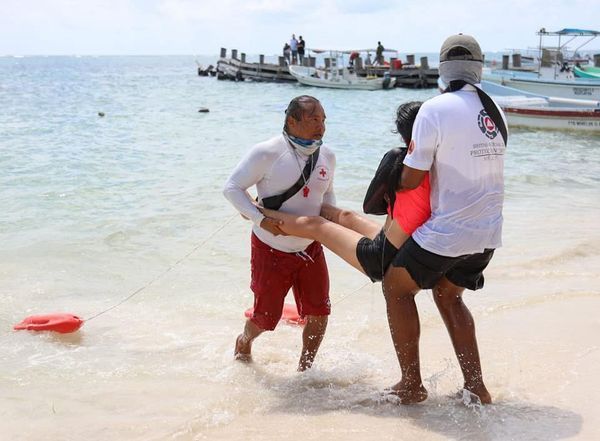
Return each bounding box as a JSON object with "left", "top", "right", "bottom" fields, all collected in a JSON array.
[{"left": 2, "top": 0, "right": 600, "bottom": 56}]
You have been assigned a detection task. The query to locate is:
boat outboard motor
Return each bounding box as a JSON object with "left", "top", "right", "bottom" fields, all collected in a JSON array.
[{"left": 382, "top": 72, "right": 392, "bottom": 89}]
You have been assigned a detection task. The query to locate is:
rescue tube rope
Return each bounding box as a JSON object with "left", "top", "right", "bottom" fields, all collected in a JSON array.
[
  {"left": 85, "top": 213, "right": 239, "bottom": 322},
  {"left": 332, "top": 281, "right": 371, "bottom": 306}
]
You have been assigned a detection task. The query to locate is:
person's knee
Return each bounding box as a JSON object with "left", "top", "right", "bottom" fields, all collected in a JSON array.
[
  {"left": 337, "top": 208, "right": 356, "bottom": 223},
  {"left": 296, "top": 215, "right": 326, "bottom": 232},
  {"left": 432, "top": 280, "right": 464, "bottom": 310},
  {"left": 432, "top": 289, "right": 460, "bottom": 310},
  {"left": 305, "top": 314, "right": 328, "bottom": 324},
  {"left": 250, "top": 314, "right": 280, "bottom": 331},
  {"left": 383, "top": 269, "right": 419, "bottom": 301}
]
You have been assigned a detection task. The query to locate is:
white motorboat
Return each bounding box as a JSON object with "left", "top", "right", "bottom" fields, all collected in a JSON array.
[
  {"left": 288, "top": 50, "right": 396, "bottom": 90},
  {"left": 481, "top": 80, "right": 600, "bottom": 132},
  {"left": 483, "top": 28, "right": 600, "bottom": 100},
  {"left": 483, "top": 68, "right": 600, "bottom": 100},
  {"left": 289, "top": 65, "right": 395, "bottom": 90}
]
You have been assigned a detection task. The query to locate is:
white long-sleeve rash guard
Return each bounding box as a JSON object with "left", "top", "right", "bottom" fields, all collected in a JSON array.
[{"left": 223, "top": 134, "right": 336, "bottom": 253}]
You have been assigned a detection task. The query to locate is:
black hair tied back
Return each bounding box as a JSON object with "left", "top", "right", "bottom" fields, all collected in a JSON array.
[{"left": 395, "top": 101, "right": 423, "bottom": 146}]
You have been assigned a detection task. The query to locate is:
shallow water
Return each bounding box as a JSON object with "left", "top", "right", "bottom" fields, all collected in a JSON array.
[{"left": 1, "top": 55, "right": 599, "bottom": 440}]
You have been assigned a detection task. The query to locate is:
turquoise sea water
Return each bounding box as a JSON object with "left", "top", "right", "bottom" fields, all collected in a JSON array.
[{"left": 1, "top": 56, "right": 599, "bottom": 440}]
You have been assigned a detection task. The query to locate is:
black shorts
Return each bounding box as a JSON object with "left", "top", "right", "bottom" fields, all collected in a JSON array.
[
  {"left": 391, "top": 237, "right": 494, "bottom": 290},
  {"left": 356, "top": 229, "right": 399, "bottom": 282}
]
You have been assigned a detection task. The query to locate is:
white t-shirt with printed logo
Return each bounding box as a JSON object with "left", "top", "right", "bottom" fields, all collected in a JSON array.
[{"left": 404, "top": 84, "right": 507, "bottom": 257}]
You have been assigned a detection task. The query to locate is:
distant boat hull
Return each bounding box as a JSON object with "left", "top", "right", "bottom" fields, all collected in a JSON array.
[
  {"left": 502, "top": 106, "right": 600, "bottom": 131},
  {"left": 574, "top": 65, "right": 600, "bottom": 79},
  {"left": 289, "top": 65, "right": 395, "bottom": 90},
  {"left": 484, "top": 69, "right": 600, "bottom": 100},
  {"left": 481, "top": 80, "right": 600, "bottom": 132}
]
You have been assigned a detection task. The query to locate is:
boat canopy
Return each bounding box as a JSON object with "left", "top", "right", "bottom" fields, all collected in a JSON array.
[{"left": 537, "top": 28, "right": 600, "bottom": 36}]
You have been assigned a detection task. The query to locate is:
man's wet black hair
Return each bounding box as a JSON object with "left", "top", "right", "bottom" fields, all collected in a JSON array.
[
  {"left": 283, "top": 95, "right": 320, "bottom": 132},
  {"left": 394, "top": 101, "right": 423, "bottom": 145}
]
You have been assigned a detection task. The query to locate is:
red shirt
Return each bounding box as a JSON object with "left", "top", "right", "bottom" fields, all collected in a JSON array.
[{"left": 388, "top": 173, "right": 431, "bottom": 235}]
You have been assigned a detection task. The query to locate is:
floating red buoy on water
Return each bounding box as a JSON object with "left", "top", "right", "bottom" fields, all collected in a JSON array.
[
  {"left": 13, "top": 313, "right": 84, "bottom": 334},
  {"left": 244, "top": 303, "right": 306, "bottom": 326}
]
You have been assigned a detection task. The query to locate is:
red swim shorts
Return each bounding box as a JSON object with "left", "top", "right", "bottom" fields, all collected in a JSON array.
[
  {"left": 389, "top": 172, "right": 431, "bottom": 235},
  {"left": 249, "top": 233, "right": 330, "bottom": 330}
]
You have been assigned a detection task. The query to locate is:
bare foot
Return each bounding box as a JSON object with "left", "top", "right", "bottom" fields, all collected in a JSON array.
[
  {"left": 463, "top": 384, "right": 492, "bottom": 404},
  {"left": 384, "top": 380, "right": 428, "bottom": 404},
  {"left": 234, "top": 334, "right": 252, "bottom": 362}
]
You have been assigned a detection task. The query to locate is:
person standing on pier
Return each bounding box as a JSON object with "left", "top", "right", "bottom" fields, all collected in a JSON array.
[
  {"left": 298, "top": 36, "right": 306, "bottom": 65},
  {"left": 376, "top": 41, "right": 385, "bottom": 65},
  {"left": 223, "top": 95, "right": 335, "bottom": 372},
  {"left": 283, "top": 42, "right": 291, "bottom": 65},
  {"left": 290, "top": 34, "right": 299, "bottom": 64}
]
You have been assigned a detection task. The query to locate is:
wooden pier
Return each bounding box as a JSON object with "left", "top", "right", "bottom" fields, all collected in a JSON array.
[
  {"left": 351, "top": 54, "right": 438, "bottom": 88},
  {"left": 216, "top": 48, "right": 297, "bottom": 82},
  {"left": 211, "top": 48, "right": 439, "bottom": 88}
]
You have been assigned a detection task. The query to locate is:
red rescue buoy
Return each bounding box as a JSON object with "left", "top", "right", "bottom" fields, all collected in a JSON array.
[
  {"left": 14, "top": 313, "right": 84, "bottom": 334},
  {"left": 244, "top": 303, "right": 306, "bottom": 326}
]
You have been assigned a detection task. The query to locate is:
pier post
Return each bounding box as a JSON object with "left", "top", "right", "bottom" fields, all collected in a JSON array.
[
  {"left": 308, "top": 56, "right": 316, "bottom": 67},
  {"left": 420, "top": 57, "right": 429, "bottom": 70},
  {"left": 324, "top": 58, "right": 331, "bottom": 69},
  {"left": 355, "top": 57, "right": 363, "bottom": 70},
  {"left": 259, "top": 54, "right": 265, "bottom": 64},
  {"left": 390, "top": 57, "right": 397, "bottom": 71},
  {"left": 407, "top": 54, "right": 415, "bottom": 65},
  {"left": 512, "top": 53, "right": 522, "bottom": 68},
  {"left": 278, "top": 56, "right": 286, "bottom": 67},
  {"left": 241, "top": 53, "right": 246, "bottom": 63},
  {"left": 502, "top": 55, "right": 509, "bottom": 70},
  {"left": 220, "top": 48, "right": 226, "bottom": 58},
  {"left": 594, "top": 54, "right": 600, "bottom": 67},
  {"left": 541, "top": 48, "right": 553, "bottom": 67},
  {"left": 231, "top": 49, "right": 238, "bottom": 60}
]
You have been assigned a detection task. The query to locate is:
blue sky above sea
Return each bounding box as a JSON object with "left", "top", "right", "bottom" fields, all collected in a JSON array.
[{"left": 2, "top": 0, "right": 600, "bottom": 56}]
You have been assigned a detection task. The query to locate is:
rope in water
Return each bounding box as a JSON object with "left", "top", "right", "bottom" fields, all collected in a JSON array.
[
  {"left": 84, "top": 211, "right": 376, "bottom": 323},
  {"left": 332, "top": 281, "right": 371, "bottom": 306},
  {"left": 85, "top": 213, "right": 239, "bottom": 322}
]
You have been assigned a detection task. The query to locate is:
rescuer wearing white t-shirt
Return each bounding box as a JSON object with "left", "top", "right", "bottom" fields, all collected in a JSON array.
[
  {"left": 382, "top": 34, "right": 507, "bottom": 406},
  {"left": 223, "top": 95, "right": 335, "bottom": 372}
]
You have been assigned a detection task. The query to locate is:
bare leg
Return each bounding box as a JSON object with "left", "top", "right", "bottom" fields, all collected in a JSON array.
[
  {"left": 321, "top": 204, "right": 409, "bottom": 249},
  {"left": 261, "top": 208, "right": 369, "bottom": 274},
  {"left": 298, "top": 315, "right": 328, "bottom": 371},
  {"left": 382, "top": 266, "right": 428, "bottom": 404},
  {"left": 433, "top": 277, "right": 492, "bottom": 404},
  {"left": 234, "top": 319, "right": 265, "bottom": 362},
  {"left": 261, "top": 207, "right": 410, "bottom": 275},
  {"left": 320, "top": 204, "right": 381, "bottom": 239}
]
